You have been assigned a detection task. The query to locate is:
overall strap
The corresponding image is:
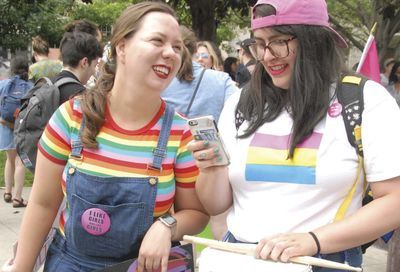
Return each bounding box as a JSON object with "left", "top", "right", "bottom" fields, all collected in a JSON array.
[
  {"left": 149, "top": 103, "right": 175, "bottom": 171},
  {"left": 185, "top": 68, "right": 206, "bottom": 116},
  {"left": 69, "top": 115, "right": 86, "bottom": 161}
]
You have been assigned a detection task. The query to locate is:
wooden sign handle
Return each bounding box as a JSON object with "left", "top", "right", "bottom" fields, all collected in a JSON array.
[{"left": 183, "top": 235, "right": 363, "bottom": 272}]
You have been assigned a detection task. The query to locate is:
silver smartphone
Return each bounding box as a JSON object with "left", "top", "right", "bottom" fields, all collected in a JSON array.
[{"left": 187, "top": 115, "right": 230, "bottom": 166}]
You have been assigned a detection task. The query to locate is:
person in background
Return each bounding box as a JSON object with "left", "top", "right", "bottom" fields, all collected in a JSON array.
[
  {"left": 0, "top": 56, "right": 33, "bottom": 208},
  {"left": 28, "top": 36, "right": 63, "bottom": 82},
  {"left": 236, "top": 38, "right": 256, "bottom": 88},
  {"left": 381, "top": 58, "right": 396, "bottom": 88},
  {"left": 11, "top": 2, "right": 208, "bottom": 272},
  {"left": 52, "top": 31, "right": 102, "bottom": 104},
  {"left": 162, "top": 26, "right": 238, "bottom": 122},
  {"left": 387, "top": 61, "right": 400, "bottom": 107},
  {"left": 12, "top": 28, "right": 103, "bottom": 175},
  {"left": 188, "top": 0, "right": 400, "bottom": 271},
  {"left": 64, "top": 18, "right": 104, "bottom": 89},
  {"left": 223, "top": 56, "right": 238, "bottom": 82},
  {"left": 64, "top": 19, "right": 103, "bottom": 42},
  {"left": 86, "top": 41, "right": 112, "bottom": 88},
  {"left": 163, "top": 26, "right": 238, "bottom": 241},
  {"left": 195, "top": 41, "right": 223, "bottom": 71}
]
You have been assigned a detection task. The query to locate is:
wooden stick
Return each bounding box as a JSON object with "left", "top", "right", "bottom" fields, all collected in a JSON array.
[
  {"left": 370, "top": 22, "right": 377, "bottom": 36},
  {"left": 183, "top": 235, "right": 363, "bottom": 272}
]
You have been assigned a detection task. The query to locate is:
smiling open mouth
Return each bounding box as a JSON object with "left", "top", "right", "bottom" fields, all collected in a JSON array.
[{"left": 153, "top": 65, "right": 170, "bottom": 79}]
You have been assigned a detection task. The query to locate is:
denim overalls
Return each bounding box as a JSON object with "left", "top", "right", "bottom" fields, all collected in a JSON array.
[
  {"left": 223, "top": 231, "right": 361, "bottom": 272},
  {"left": 44, "top": 104, "right": 175, "bottom": 272}
]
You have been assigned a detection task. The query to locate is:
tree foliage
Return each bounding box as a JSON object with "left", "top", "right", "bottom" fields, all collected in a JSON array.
[
  {"left": 167, "top": 0, "right": 252, "bottom": 42},
  {"left": 170, "top": 0, "right": 400, "bottom": 61},
  {"left": 1, "top": 0, "right": 399, "bottom": 62},
  {"left": 71, "top": 0, "right": 132, "bottom": 39},
  {"left": 0, "top": 0, "right": 131, "bottom": 53},
  {"left": 0, "top": 0, "right": 74, "bottom": 52},
  {"left": 327, "top": 0, "right": 400, "bottom": 60},
  {"left": 215, "top": 7, "right": 249, "bottom": 45}
]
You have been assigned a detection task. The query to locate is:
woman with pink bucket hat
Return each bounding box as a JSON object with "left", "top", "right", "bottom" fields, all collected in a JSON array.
[{"left": 188, "top": 0, "right": 400, "bottom": 271}]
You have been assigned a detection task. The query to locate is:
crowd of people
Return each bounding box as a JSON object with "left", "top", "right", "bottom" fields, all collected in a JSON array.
[{"left": 0, "top": 0, "right": 400, "bottom": 271}]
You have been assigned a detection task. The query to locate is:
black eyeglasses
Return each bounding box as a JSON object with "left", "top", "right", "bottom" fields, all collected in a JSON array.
[{"left": 248, "top": 36, "right": 297, "bottom": 61}]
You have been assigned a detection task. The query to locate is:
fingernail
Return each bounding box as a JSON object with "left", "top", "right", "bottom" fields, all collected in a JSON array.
[
  {"left": 217, "top": 155, "right": 223, "bottom": 162},
  {"left": 204, "top": 141, "right": 210, "bottom": 147},
  {"left": 199, "top": 152, "right": 207, "bottom": 160},
  {"left": 213, "top": 147, "right": 220, "bottom": 154}
]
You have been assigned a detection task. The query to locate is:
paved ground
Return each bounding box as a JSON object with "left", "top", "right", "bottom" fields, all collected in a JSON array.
[{"left": 0, "top": 187, "right": 389, "bottom": 271}]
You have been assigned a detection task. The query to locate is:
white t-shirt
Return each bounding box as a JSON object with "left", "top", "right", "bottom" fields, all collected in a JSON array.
[{"left": 218, "top": 80, "right": 400, "bottom": 242}]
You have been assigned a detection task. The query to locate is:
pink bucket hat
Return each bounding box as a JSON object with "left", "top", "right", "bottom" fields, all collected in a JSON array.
[{"left": 251, "top": 0, "right": 348, "bottom": 48}]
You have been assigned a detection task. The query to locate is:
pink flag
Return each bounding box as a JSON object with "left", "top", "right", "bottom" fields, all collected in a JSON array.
[{"left": 356, "top": 34, "right": 380, "bottom": 83}]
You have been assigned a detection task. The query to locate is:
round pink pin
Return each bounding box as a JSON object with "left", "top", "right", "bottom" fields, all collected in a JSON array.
[
  {"left": 81, "top": 208, "right": 111, "bottom": 236},
  {"left": 328, "top": 102, "right": 342, "bottom": 117}
]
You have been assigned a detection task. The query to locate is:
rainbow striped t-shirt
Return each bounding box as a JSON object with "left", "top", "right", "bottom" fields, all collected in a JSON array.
[{"left": 38, "top": 99, "right": 198, "bottom": 235}]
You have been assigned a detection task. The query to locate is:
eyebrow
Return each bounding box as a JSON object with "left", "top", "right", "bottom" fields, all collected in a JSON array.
[
  {"left": 151, "top": 31, "right": 166, "bottom": 37},
  {"left": 254, "top": 34, "right": 287, "bottom": 43},
  {"left": 153, "top": 32, "right": 183, "bottom": 43}
]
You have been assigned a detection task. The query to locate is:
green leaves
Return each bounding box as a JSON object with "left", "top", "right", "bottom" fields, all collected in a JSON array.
[
  {"left": 0, "top": 0, "right": 73, "bottom": 52},
  {"left": 327, "top": 0, "right": 400, "bottom": 60},
  {"left": 71, "top": 0, "right": 131, "bottom": 36},
  {"left": 1, "top": 0, "right": 398, "bottom": 61}
]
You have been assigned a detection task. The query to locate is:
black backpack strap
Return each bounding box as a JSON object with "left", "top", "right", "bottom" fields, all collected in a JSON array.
[
  {"left": 336, "top": 75, "right": 368, "bottom": 158},
  {"left": 34, "top": 76, "right": 80, "bottom": 88},
  {"left": 54, "top": 76, "right": 81, "bottom": 88},
  {"left": 34, "top": 77, "right": 53, "bottom": 87}
]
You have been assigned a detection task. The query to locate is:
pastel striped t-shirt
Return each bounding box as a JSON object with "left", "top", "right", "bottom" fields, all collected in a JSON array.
[
  {"left": 219, "top": 82, "right": 400, "bottom": 242},
  {"left": 39, "top": 99, "right": 198, "bottom": 235},
  {"left": 246, "top": 132, "right": 322, "bottom": 184}
]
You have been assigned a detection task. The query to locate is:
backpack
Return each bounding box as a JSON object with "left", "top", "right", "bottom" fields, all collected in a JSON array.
[
  {"left": 0, "top": 75, "right": 32, "bottom": 124},
  {"left": 336, "top": 75, "right": 394, "bottom": 253},
  {"left": 14, "top": 76, "right": 80, "bottom": 173}
]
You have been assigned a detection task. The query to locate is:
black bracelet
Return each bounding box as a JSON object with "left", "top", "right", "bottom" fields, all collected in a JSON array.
[{"left": 308, "top": 231, "right": 321, "bottom": 255}]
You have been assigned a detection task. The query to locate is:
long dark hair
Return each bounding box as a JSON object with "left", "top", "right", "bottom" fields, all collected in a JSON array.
[
  {"left": 236, "top": 4, "right": 346, "bottom": 158},
  {"left": 80, "top": 2, "right": 177, "bottom": 148}
]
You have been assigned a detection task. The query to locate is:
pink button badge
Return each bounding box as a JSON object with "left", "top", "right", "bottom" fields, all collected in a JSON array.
[{"left": 81, "top": 208, "right": 111, "bottom": 236}]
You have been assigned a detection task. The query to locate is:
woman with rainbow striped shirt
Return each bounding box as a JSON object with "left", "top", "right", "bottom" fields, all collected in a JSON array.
[{"left": 11, "top": 2, "right": 208, "bottom": 272}]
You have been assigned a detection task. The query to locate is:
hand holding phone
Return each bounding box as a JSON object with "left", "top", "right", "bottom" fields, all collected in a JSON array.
[{"left": 187, "top": 115, "right": 230, "bottom": 166}]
